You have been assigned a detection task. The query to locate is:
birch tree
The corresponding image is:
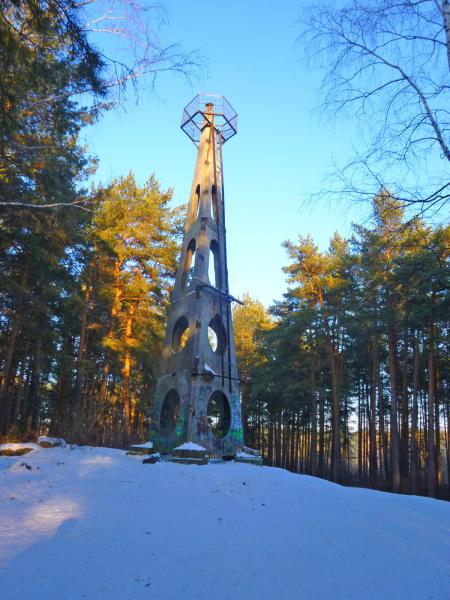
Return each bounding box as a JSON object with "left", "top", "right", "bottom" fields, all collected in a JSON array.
[{"left": 300, "top": 0, "right": 450, "bottom": 215}]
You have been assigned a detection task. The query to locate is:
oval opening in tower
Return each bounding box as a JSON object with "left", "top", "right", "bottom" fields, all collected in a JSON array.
[
  {"left": 172, "top": 316, "right": 189, "bottom": 353},
  {"left": 207, "top": 390, "right": 231, "bottom": 438},
  {"left": 208, "top": 240, "right": 221, "bottom": 288},
  {"left": 160, "top": 389, "right": 181, "bottom": 435},
  {"left": 208, "top": 314, "right": 227, "bottom": 355},
  {"left": 195, "top": 184, "right": 200, "bottom": 220},
  {"left": 212, "top": 184, "right": 218, "bottom": 222},
  {"left": 181, "top": 239, "right": 196, "bottom": 289}
]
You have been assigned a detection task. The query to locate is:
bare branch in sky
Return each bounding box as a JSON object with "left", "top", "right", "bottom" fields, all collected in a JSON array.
[{"left": 300, "top": 0, "right": 450, "bottom": 217}]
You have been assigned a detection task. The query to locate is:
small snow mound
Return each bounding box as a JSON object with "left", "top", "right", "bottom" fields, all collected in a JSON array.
[
  {"left": 0, "top": 443, "right": 39, "bottom": 456},
  {"left": 174, "top": 441, "right": 206, "bottom": 451},
  {"left": 235, "top": 451, "right": 256, "bottom": 459},
  {"left": 130, "top": 441, "right": 153, "bottom": 449},
  {"left": 242, "top": 445, "right": 261, "bottom": 457},
  {"left": 203, "top": 363, "right": 216, "bottom": 376},
  {"left": 0, "top": 442, "right": 38, "bottom": 451},
  {"left": 37, "top": 436, "right": 66, "bottom": 447}
]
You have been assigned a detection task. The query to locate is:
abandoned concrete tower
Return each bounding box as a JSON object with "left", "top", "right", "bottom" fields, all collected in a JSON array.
[{"left": 150, "top": 94, "right": 243, "bottom": 457}]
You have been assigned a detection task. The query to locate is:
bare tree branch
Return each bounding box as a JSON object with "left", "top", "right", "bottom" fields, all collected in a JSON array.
[
  {"left": 0, "top": 200, "right": 92, "bottom": 211},
  {"left": 299, "top": 0, "right": 450, "bottom": 217},
  {"left": 77, "top": 0, "right": 203, "bottom": 100}
]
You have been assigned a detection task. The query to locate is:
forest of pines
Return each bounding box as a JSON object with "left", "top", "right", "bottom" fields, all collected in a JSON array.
[{"left": 0, "top": 1, "right": 449, "bottom": 502}]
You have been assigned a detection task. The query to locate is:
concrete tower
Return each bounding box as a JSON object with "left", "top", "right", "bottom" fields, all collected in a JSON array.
[{"left": 150, "top": 94, "right": 243, "bottom": 457}]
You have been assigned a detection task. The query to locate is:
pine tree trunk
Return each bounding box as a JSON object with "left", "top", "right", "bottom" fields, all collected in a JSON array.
[
  {"left": 375, "top": 341, "right": 389, "bottom": 482},
  {"left": 445, "top": 325, "right": 450, "bottom": 498},
  {"left": 427, "top": 334, "right": 436, "bottom": 497},
  {"left": 0, "top": 322, "right": 20, "bottom": 433},
  {"left": 268, "top": 418, "right": 273, "bottom": 465},
  {"left": 358, "top": 384, "right": 362, "bottom": 482},
  {"left": 400, "top": 331, "right": 409, "bottom": 481},
  {"left": 0, "top": 267, "right": 28, "bottom": 433},
  {"left": 121, "top": 307, "right": 135, "bottom": 449},
  {"left": 388, "top": 327, "right": 401, "bottom": 491},
  {"left": 329, "top": 348, "right": 341, "bottom": 482},
  {"left": 318, "top": 387, "right": 325, "bottom": 476},
  {"left": 100, "top": 361, "right": 110, "bottom": 405},
  {"left": 101, "top": 260, "right": 122, "bottom": 442},
  {"left": 344, "top": 390, "right": 350, "bottom": 479},
  {"left": 13, "top": 358, "right": 27, "bottom": 424},
  {"left": 310, "top": 360, "right": 317, "bottom": 476},
  {"left": 27, "top": 336, "right": 43, "bottom": 432},
  {"left": 369, "top": 339, "right": 378, "bottom": 485},
  {"left": 72, "top": 282, "right": 92, "bottom": 441},
  {"left": 275, "top": 416, "right": 282, "bottom": 467},
  {"left": 445, "top": 392, "right": 450, "bottom": 498},
  {"left": 411, "top": 333, "right": 419, "bottom": 493},
  {"left": 434, "top": 355, "right": 442, "bottom": 493},
  {"left": 51, "top": 335, "right": 74, "bottom": 436}
]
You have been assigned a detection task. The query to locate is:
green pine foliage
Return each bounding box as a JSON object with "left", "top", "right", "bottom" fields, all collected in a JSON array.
[
  {"left": 235, "top": 194, "right": 450, "bottom": 499},
  {"left": 0, "top": 171, "right": 183, "bottom": 445},
  {"left": 0, "top": 2, "right": 448, "bottom": 504},
  {"left": 0, "top": 3, "right": 187, "bottom": 447}
]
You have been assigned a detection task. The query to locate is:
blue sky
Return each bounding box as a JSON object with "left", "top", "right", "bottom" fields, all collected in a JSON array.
[{"left": 83, "top": 0, "right": 374, "bottom": 307}]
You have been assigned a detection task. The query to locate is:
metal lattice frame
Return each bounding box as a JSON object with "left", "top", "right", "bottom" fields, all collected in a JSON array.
[{"left": 181, "top": 93, "right": 237, "bottom": 146}]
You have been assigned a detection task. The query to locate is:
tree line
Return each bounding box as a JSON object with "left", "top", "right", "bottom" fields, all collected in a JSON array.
[
  {"left": 0, "top": 1, "right": 189, "bottom": 446},
  {"left": 234, "top": 193, "right": 449, "bottom": 499},
  {"left": 0, "top": 173, "right": 182, "bottom": 447},
  {"left": 1, "top": 2, "right": 448, "bottom": 503}
]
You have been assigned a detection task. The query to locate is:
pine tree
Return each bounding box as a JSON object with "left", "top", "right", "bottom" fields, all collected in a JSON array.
[{"left": 233, "top": 294, "right": 273, "bottom": 445}]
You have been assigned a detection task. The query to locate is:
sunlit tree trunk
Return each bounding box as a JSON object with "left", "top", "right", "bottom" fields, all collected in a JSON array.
[
  {"left": 121, "top": 303, "right": 136, "bottom": 448},
  {"left": 99, "top": 260, "right": 122, "bottom": 441}
]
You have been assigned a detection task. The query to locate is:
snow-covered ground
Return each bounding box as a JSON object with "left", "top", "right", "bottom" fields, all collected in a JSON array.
[{"left": 0, "top": 446, "right": 448, "bottom": 600}]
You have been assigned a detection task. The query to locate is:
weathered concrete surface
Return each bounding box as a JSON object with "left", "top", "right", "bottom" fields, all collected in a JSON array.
[{"left": 150, "top": 99, "right": 243, "bottom": 457}]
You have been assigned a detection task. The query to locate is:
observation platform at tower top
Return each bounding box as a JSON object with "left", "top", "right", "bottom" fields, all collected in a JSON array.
[{"left": 181, "top": 93, "right": 238, "bottom": 146}]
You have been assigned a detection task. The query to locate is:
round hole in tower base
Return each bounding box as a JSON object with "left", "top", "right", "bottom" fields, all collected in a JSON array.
[
  {"left": 208, "top": 314, "right": 227, "bottom": 354},
  {"left": 172, "top": 316, "right": 189, "bottom": 353},
  {"left": 207, "top": 390, "right": 231, "bottom": 438},
  {"left": 160, "top": 389, "right": 181, "bottom": 435}
]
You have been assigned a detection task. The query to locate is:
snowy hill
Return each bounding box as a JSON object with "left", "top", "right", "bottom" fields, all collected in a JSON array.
[{"left": 0, "top": 446, "right": 448, "bottom": 600}]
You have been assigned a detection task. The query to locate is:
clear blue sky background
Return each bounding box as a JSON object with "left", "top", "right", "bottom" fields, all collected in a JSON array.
[{"left": 83, "top": 0, "right": 372, "bottom": 307}]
